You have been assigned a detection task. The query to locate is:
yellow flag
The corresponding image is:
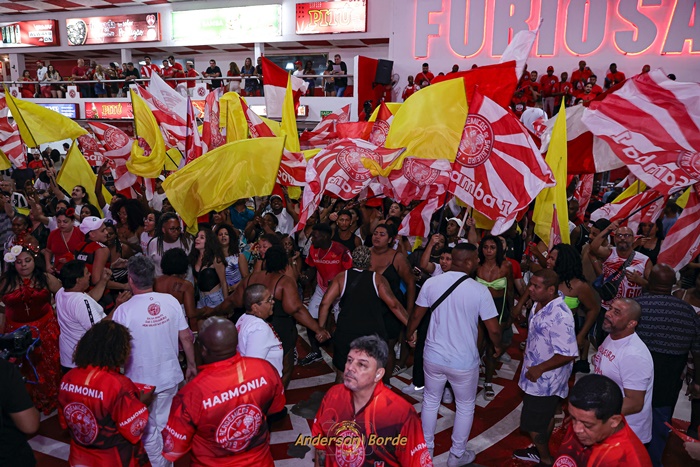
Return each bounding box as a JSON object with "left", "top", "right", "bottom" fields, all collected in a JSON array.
[
  {"left": 56, "top": 141, "right": 112, "bottom": 212},
  {"left": 0, "top": 150, "right": 11, "bottom": 171},
  {"left": 162, "top": 137, "right": 285, "bottom": 229},
  {"left": 5, "top": 89, "right": 86, "bottom": 147},
  {"left": 302, "top": 148, "right": 321, "bottom": 161},
  {"left": 219, "top": 92, "right": 248, "bottom": 142},
  {"left": 614, "top": 180, "right": 647, "bottom": 204},
  {"left": 281, "top": 75, "right": 300, "bottom": 152},
  {"left": 164, "top": 148, "right": 183, "bottom": 171},
  {"left": 369, "top": 102, "right": 402, "bottom": 122},
  {"left": 385, "top": 79, "right": 467, "bottom": 163},
  {"left": 676, "top": 187, "right": 691, "bottom": 209},
  {"left": 533, "top": 102, "right": 570, "bottom": 246},
  {"left": 261, "top": 117, "right": 281, "bottom": 135},
  {"left": 127, "top": 89, "right": 166, "bottom": 178}
]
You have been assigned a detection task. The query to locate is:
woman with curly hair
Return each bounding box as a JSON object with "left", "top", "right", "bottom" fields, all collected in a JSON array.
[
  {"left": 110, "top": 198, "right": 146, "bottom": 253},
  {"left": 476, "top": 234, "right": 514, "bottom": 401},
  {"left": 547, "top": 243, "right": 600, "bottom": 373},
  {"left": 139, "top": 210, "right": 160, "bottom": 253},
  {"left": 59, "top": 320, "right": 151, "bottom": 466},
  {"left": 80, "top": 203, "right": 102, "bottom": 221},
  {"left": 214, "top": 224, "right": 249, "bottom": 292},
  {"left": 189, "top": 227, "right": 228, "bottom": 309},
  {"left": 0, "top": 245, "right": 62, "bottom": 414},
  {"left": 4, "top": 213, "right": 40, "bottom": 258}
]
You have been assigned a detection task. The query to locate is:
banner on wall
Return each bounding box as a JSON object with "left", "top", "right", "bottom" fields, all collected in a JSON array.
[
  {"left": 0, "top": 20, "right": 59, "bottom": 47},
  {"left": 37, "top": 103, "right": 78, "bottom": 119},
  {"left": 66, "top": 13, "right": 160, "bottom": 46},
  {"left": 85, "top": 102, "right": 133, "bottom": 120},
  {"left": 171, "top": 5, "right": 281, "bottom": 43},
  {"left": 296, "top": 0, "right": 367, "bottom": 34}
]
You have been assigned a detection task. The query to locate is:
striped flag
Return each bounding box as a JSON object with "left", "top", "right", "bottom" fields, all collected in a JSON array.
[
  {"left": 582, "top": 70, "right": 700, "bottom": 192},
  {"left": 132, "top": 84, "right": 187, "bottom": 155},
  {"left": 201, "top": 88, "right": 226, "bottom": 153},
  {"left": 657, "top": 183, "right": 700, "bottom": 270},
  {"left": 299, "top": 104, "right": 350, "bottom": 149},
  {"left": 589, "top": 189, "right": 666, "bottom": 234},
  {"left": 0, "top": 94, "right": 26, "bottom": 168},
  {"left": 76, "top": 134, "right": 104, "bottom": 166},
  {"left": 89, "top": 122, "right": 138, "bottom": 192},
  {"left": 370, "top": 157, "right": 452, "bottom": 206},
  {"left": 398, "top": 197, "right": 441, "bottom": 238},
  {"left": 261, "top": 57, "right": 308, "bottom": 119},
  {"left": 241, "top": 98, "right": 275, "bottom": 138},
  {"left": 368, "top": 102, "right": 393, "bottom": 146}
]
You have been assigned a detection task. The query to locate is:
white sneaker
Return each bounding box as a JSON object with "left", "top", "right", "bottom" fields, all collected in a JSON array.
[
  {"left": 401, "top": 383, "right": 424, "bottom": 395},
  {"left": 499, "top": 352, "right": 512, "bottom": 363},
  {"left": 447, "top": 450, "right": 476, "bottom": 467},
  {"left": 442, "top": 387, "right": 454, "bottom": 404}
]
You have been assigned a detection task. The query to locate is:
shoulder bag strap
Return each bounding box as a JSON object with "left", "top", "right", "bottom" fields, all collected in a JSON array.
[{"left": 429, "top": 275, "right": 470, "bottom": 312}]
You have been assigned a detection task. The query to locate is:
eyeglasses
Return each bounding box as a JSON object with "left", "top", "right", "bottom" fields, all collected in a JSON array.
[
  {"left": 259, "top": 296, "right": 275, "bottom": 305},
  {"left": 615, "top": 233, "right": 633, "bottom": 238}
]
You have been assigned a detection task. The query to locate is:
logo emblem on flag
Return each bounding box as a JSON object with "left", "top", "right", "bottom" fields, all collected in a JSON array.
[
  {"left": 678, "top": 151, "right": 700, "bottom": 180},
  {"left": 104, "top": 127, "right": 129, "bottom": 150},
  {"left": 456, "top": 114, "right": 494, "bottom": 167},
  {"left": 403, "top": 157, "right": 440, "bottom": 185},
  {"left": 337, "top": 147, "right": 379, "bottom": 181}
]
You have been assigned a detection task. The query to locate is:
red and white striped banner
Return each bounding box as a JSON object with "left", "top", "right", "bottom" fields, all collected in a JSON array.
[
  {"left": 368, "top": 102, "right": 393, "bottom": 146},
  {"left": 201, "top": 88, "right": 226, "bottom": 153},
  {"left": 449, "top": 90, "right": 555, "bottom": 235},
  {"left": 398, "top": 196, "right": 442, "bottom": 238},
  {"left": 372, "top": 157, "right": 452, "bottom": 206},
  {"left": 133, "top": 84, "right": 187, "bottom": 153},
  {"left": 657, "top": 183, "right": 700, "bottom": 270},
  {"left": 582, "top": 69, "right": 700, "bottom": 193},
  {"left": 0, "top": 94, "right": 26, "bottom": 168},
  {"left": 89, "top": 121, "right": 137, "bottom": 192},
  {"left": 76, "top": 134, "right": 104, "bottom": 166},
  {"left": 590, "top": 189, "right": 666, "bottom": 234},
  {"left": 241, "top": 98, "right": 275, "bottom": 138},
  {"left": 299, "top": 104, "right": 349, "bottom": 150},
  {"left": 573, "top": 173, "right": 595, "bottom": 222}
]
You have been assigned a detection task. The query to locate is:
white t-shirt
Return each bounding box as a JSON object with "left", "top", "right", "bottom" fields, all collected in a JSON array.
[
  {"left": 235, "top": 313, "right": 283, "bottom": 376},
  {"left": 112, "top": 292, "right": 189, "bottom": 389},
  {"left": 149, "top": 191, "right": 167, "bottom": 212},
  {"left": 592, "top": 332, "right": 654, "bottom": 443},
  {"left": 140, "top": 231, "right": 153, "bottom": 253},
  {"left": 55, "top": 288, "right": 106, "bottom": 368},
  {"left": 146, "top": 237, "right": 192, "bottom": 277},
  {"left": 416, "top": 271, "right": 498, "bottom": 371},
  {"left": 430, "top": 263, "right": 444, "bottom": 277},
  {"left": 267, "top": 207, "right": 295, "bottom": 235}
]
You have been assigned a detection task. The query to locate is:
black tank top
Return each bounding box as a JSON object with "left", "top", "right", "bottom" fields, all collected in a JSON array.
[
  {"left": 193, "top": 266, "right": 220, "bottom": 292},
  {"left": 245, "top": 274, "right": 297, "bottom": 355},
  {"left": 332, "top": 231, "right": 357, "bottom": 252},
  {"left": 337, "top": 269, "right": 387, "bottom": 339}
]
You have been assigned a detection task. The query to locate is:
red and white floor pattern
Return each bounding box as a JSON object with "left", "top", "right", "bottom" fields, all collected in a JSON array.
[{"left": 30, "top": 325, "right": 695, "bottom": 466}]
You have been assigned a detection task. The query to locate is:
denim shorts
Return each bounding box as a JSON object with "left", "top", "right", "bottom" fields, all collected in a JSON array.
[{"left": 197, "top": 289, "right": 224, "bottom": 309}]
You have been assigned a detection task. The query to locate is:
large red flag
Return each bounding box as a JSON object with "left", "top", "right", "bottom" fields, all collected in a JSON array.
[
  {"left": 582, "top": 70, "right": 700, "bottom": 193},
  {"left": 431, "top": 61, "right": 519, "bottom": 109},
  {"left": 89, "top": 122, "right": 137, "bottom": 192},
  {"left": 657, "top": 183, "right": 700, "bottom": 270},
  {"left": 261, "top": 57, "right": 308, "bottom": 119},
  {"left": 449, "top": 90, "right": 555, "bottom": 235},
  {"left": 299, "top": 104, "right": 349, "bottom": 149},
  {"left": 0, "top": 94, "right": 26, "bottom": 168}
]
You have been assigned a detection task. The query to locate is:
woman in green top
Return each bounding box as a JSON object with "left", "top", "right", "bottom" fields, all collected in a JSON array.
[{"left": 476, "top": 235, "right": 514, "bottom": 401}]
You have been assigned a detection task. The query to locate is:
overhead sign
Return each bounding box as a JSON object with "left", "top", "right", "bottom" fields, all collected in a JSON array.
[
  {"left": 85, "top": 102, "right": 133, "bottom": 120},
  {"left": 171, "top": 5, "right": 281, "bottom": 43},
  {"left": 37, "top": 103, "right": 77, "bottom": 119},
  {"left": 66, "top": 13, "right": 160, "bottom": 46},
  {"left": 296, "top": 0, "right": 367, "bottom": 34},
  {"left": 0, "top": 20, "right": 59, "bottom": 47}
]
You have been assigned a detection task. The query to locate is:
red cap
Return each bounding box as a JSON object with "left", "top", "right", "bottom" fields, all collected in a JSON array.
[{"left": 547, "top": 66, "right": 554, "bottom": 71}]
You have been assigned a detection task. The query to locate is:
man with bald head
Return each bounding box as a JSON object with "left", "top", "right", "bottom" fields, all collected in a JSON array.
[
  {"left": 635, "top": 264, "right": 700, "bottom": 465},
  {"left": 161, "top": 317, "right": 285, "bottom": 466},
  {"left": 592, "top": 298, "right": 654, "bottom": 445},
  {"left": 590, "top": 221, "right": 652, "bottom": 314}
]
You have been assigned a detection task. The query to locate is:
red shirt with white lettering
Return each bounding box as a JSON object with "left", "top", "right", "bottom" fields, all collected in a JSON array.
[
  {"left": 312, "top": 382, "right": 433, "bottom": 467},
  {"left": 58, "top": 366, "right": 150, "bottom": 467},
  {"left": 554, "top": 418, "right": 652, "bottom": 466},
  {"left": 161, "top": 354, "right": 285, "bottom": 466},
  {"left": 306, "top": 241, "right": 353, "bottom": 292}
]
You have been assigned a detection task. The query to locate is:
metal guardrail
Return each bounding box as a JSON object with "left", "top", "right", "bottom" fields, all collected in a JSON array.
[{"left": 0, "top": 74, "right": 352, "bottom": 86}]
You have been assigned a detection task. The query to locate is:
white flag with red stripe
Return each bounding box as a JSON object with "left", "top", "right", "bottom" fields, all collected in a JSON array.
[
  {"left": 241, "top": 99, "right": 275, "bottom": 138},
  {"left": 0, "top": 94, "right": 26, "bottom": 168},
  {"left": 278, "top": 150, "right": 306, "bottom": 187},
  {"left": 201, "top": 88, "right": 226, "bottom": 153},
  {"left": 89, "top": 122, "right": 138, "bottom": 192},
  {"left": 368, "top": 102, "right": 394, "bottom": 146},
  {"left": 261, "top": 57, "right": 308, "bottom": 119},
  {"left": 373, "top": 157, "right": 451, "bottom": 206},
  {"left": 657, "top": 183, "right": 700, "bottom": 270},
  {"left": 573, "top": 173, "right": 595, "bottom": 222},
  {"left": 398, "top": 197, "right": 441, "bottom": 238},
  {"left": 133, "top": 84, "right": 187, "bottom": 153},
  {"left": 589, "top": 189, "right": 666, "bottom": 234},
  {"left": 299, "top": 104, "right": 350, "bottom": 150},
  {"left": 449, "top": 90, "right": 555, "bottom": 235},
  {"left": 582, "top": 70, "right": 700, "bottom": 192},
  {"left": 296, "top": 139, "right": 405, "bottom": 230}
]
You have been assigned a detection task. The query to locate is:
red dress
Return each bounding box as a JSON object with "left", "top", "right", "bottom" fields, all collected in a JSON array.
[{"left": 3, "top": 282, "right": 61, "bottom": 414}]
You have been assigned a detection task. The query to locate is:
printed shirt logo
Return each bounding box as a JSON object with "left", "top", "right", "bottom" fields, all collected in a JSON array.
[
  {"left": 63, "top": 402, "right": 99, "bottom": 445},
  {"left": 215, "top": 404, "right": 263, "bottom": 452}
]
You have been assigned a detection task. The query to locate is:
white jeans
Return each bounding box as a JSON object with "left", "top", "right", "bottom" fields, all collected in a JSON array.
[
  {"left": 143, "top": 384, "right": 178, "bottom": 467},
  {"left": 422, "top": 360, "right": 479, "bottom": 457},
  {"left": 307, "top": 284, "right": 339, "bottom": 320}
]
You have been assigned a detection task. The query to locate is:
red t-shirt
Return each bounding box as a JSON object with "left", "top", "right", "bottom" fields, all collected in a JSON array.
[
  {"left": 554, "top": 418, "right": 652, "bottom": 466},
  {"left": 162, "top": 354, "right": 285, "bottom": 466},
  {"left": 312, "top": 383, "right": 433, "bottom": 467},
  {"left": 140, "top": 64, "right": 161, "bottom": 85},
  {"left": 555, "top": 81, "right": 573, "bottom": 106},
  {"left": 74, "top": 240, "right": 109, "bottom": 274},
  {"left": 162, "top": 67, "right": 177, "bottom": 89},
  {"left": 589, "top": 84, "right": 603, "bottom": 97},
  {"left": 539, "top": 74, "right": 559, "bottom": 97},
  {"left": 306, "top": 241, "right": 352, "bottom": 292},
  {"left": 72, "top": 66, "right": 87, "bottom": 80},
  {"left": 28, "top": 160, "right": 44, "bottom": 170},
  {"left": 187, "top": 69, "right": 199, "bottom": 88},
  {"left": 58, "top": 366, "right": 150, "bottom": 467},
  {"left": 606, "top": 71, "right": 626, "bottom": 88},
  {"left": 507, "top": 257, "right": 523, "bottom": 280},
  {"left": 571, "top": 69, "right": 592, "bottom": 92},
  {"left": 46, "top": 227, "right": 83, "bottom": 272},
  {"left": 524, "top": 81, "right": 541, "bottom": 106},
  {"left": 414, "top": 71, "right": 434, "bottom": 87},
  {"left": 402, "top": 84, "right": 420, "bottom": 100},
  {"left": 511, "top": 95, "right": 528, "bottom": 117}
]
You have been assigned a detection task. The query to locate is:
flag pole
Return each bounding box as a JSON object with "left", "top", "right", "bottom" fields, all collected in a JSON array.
[
  {"left": 436, "top": 190, "right": 451, "bottom": 234},
  {"left": 457, "top": 204, "right": 470, "bottom": 237},
  {"left": 4, "top": 85, "right": 38, "bottom": 148},
  {"left": 617, "top": 187, "right": 684, "bottom": 224}
]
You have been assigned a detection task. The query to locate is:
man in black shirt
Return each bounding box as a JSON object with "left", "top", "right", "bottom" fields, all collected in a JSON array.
[
  {"left": 332, "top": 54, "right": 348, "bottom": 96},
  {"left": 123, "top": 62, "right": 141, "bottom": 85},
  {"left": 204, "top": 59, "right": 222, "bottom": 89},
  {"left": 0, "top": 358, "right": 39, "bottom": 466}
]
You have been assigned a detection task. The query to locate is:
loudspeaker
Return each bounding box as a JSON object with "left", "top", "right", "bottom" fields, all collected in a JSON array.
[{"left": 374, "top": 59, "right": 394, "bottom": 85}]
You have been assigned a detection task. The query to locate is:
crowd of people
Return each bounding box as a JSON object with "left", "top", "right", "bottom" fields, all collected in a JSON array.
[
  {"left": 18, "top": 53, "right": 352, "bottom": 100},
  {"left": 1, "top": 138, "right": 699, "bottom": 466}
]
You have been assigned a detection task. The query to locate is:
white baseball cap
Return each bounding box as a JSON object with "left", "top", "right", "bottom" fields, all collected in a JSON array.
[
  {"left": 79, "top": 216, "right": 105, "bottom": 235},
  {"left": 447, "top": 217, "right": 464, "bottom": 228}
]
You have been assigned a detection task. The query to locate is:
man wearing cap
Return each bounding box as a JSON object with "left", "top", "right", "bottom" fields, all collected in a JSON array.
[
  {"left": 445, "top": 217, "right": 476, "bottom": 248},
  {"left": 264, "top": 193, "right": 297, "bottom": 235},
  {"left": 293, "top": 60, "right": 304, "bottom": 77},
  {"left": 75, "top": 217, "right": 129, "bottom": 296},
  {"left": 540, "top": 66, "right": 559, "bottom": 117}
]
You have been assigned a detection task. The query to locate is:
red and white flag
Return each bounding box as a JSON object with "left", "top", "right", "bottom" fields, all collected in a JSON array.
[
  {"left": 77, "top": 134, "right": 104, "bottom": 166},
  {"left": 398, "top": 197, "right": 441, "bottom": 238},
  {"left": 296, "top": 139, "right": 405, "bottom": 230},
  {"left": 241, "top": 99, "right": 275, "bottom": 138},
  {"left": 183, "top": 96, "right": 203, "bottom": 165},
  {"left": 540, "top": 104, "right": 624, "bottom": 174},
  {"left": 373, "top": 157, "right": 452, "bottom": 206},
  {"left": 581, "top": 69, "right": 700, "bottom": 193},
  {"left": 261, "top": 57, "right": 308, "bottom": 119},
  {"left": 278, "top": 149, "right": 306, "bottom": 187},
  {"left": 368, "top": 102, "right": 394, "bottom": 146},
  {"left": 448, "top": 90, "right": 555, "bottom": 235},
  {"left": 573, "top": 173, "right": 595, "bottom": 222},
  {"left": 589, "top": 189, "right": 666, "bottom": 234},
  {"left": 0, "top": 94, "right": 25, "bottom": 168},
  {"left": 299, "top": 104, "right": 350, "bottom": 149},
  {"left": 657, "top": 183, "right": 700, "bottom": 270},
  {"left": 133, "top": 84, "right": 187, "bottom": 153},
  {"left": 200, "top": 87, "right": 226, "bottom": 153},
  {"left": 549, "top": 204, "right": 562, "bottom": 249},
  {"left": 89, "top": 122, "right": 137, "bottom": 191}
]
